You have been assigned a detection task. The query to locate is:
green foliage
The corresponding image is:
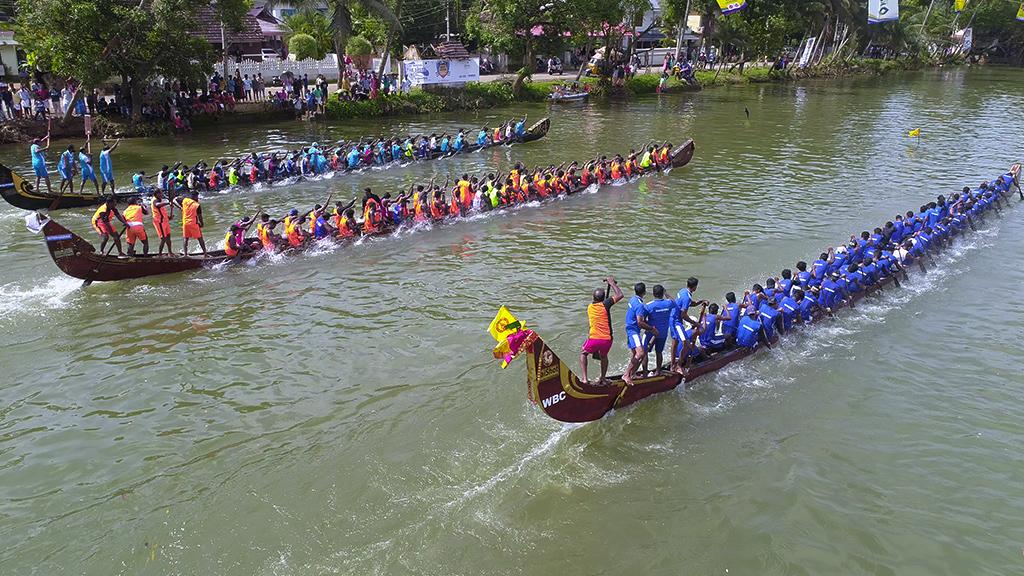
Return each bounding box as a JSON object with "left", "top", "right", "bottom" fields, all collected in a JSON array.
[
  {"left": 289, "top": 33, "right": 320, "bottom": 60},
  {"left": 346, "top": 35, "right": 374, "bottom": 56},
  {"left": 15, "top": 0, "right": 249, "bottom": 96},
  {"left": 284, "top": 11, "right": 333, "bottom": 58}
]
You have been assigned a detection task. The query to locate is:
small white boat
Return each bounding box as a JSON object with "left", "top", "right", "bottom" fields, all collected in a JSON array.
[{"left": 549, "top": 91, "right": 589, "bottom": 103}]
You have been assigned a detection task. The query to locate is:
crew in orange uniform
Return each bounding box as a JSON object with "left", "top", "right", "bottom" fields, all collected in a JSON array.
[
  {"left": 174, "top": 190, "right": 207, "bottom": 256},
  {"left": 150, "top": 189, "right": 173, "bottom": 255},
  {"left": 91, "top": 197, "right": 128, "bottom": 256},
  {"left": 122, "top": 197, "right": 149, "bottom": 256}
]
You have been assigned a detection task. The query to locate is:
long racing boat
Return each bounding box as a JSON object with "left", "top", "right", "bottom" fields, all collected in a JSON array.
[
  {"left": 493, "top": 162, "right": 1021, "bottom": 423},
  {"left": 0, "top": 118, "right": 551, "bottom": 211},
  {"left": 32, "top": 139, "right": 695, "bottom": 284}
]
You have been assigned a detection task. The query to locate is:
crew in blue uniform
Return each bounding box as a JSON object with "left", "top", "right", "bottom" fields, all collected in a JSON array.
[
  {"left": 642, "top": 284, "right": 675, "bottom": 373},
  {"left": 98, "top": 138, "right": 121, "bottom": 194},
  {"left": 736, "top": 307, "right": 763, "bottom": 349},
  {"left": 623, "top": 283, "right": 656, "bottom": 386}
]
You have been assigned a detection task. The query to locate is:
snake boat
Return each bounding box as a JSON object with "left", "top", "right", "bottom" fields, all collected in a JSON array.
[
  {"left": 504, "top": 162, "right": 1021, "bottom": 423},
  {"left": 0, "top": 118, "right": 551, "bottom": 211},
  {"left": 33, "top": 139, "right": 695, "bottom": 283}
]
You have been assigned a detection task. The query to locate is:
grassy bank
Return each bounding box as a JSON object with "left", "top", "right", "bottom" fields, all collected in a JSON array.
[{"left": 318, "top": 57, "right": 926, "bottom": 121}]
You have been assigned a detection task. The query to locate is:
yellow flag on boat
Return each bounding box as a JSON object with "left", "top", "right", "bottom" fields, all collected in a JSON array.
[
  {"left": 716, "top": 0, "right": 747, "bottom": 15},
  {"left": 954, "top": 0, "right": 966, "bottom": 13},
  {"left": 1017, "top": 1, "right": 1024, "bottom": 21},
  {"left": 488, "top": 306, "right": 523, "bottom": 343},
  {"left": 908, "top": 128, "right": 921, "bottom": 138}
]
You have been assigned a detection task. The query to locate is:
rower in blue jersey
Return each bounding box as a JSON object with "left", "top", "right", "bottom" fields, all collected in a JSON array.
[
  {"left": 751, "top": 284, "right": 780, "bottom": 341},
  {"left": 675, "top": 277, "right": 705, "bottom": 330},
  {"left": 439, "top": 134, "right": 451, "bottom": 154},
  {"left": 132, "top": 170, "right": 155, "bottom": 193},
  {"left": 346, "top": 147, "right": 360, "bottom": 169},
  {"left": 778, "top": 269, "right": 794, "bottom": 297},
  {"left": 812, "top": 249, "right": 832, "bottom": 283},
  {"left": 416, "top": 138, "right": 429, "bottom": 159},
  {"left": 642, "top": 284, "right": 676, "bottom": 373},
  {"left": 721, "top": 292, "right": 742, "bottom": 346},
  {"left": 736, "top": 307, "right": 763, "bottom": 349},
  {"left": 477, "top": 128, "right": 488, "bottom": 147},
  {"left": 698, "top": 303, "right": 728, "bottom": 351},
  {"left": 795, "top": 261, "right": 812, "bottom": 288},
  {"left": 78, "top": 140, "right": 100, "bottom": 194},
  {"left": 819, "top": 273, "right": 840, "bottom": 310},
  {"left": 860, "top": 258, "right": 878, "bottom": 285},
  {"left": 30, "top": 135, "right": 53, "bottom": 194},
  {"left": 98, "top": 138, "right": 121, "bottom": 194},
  {"left": 453, "top": 130, "right": 464, "bottom": 152},
  {"left": 845, "top": 263, "right": 866, "bottom": 293},
  {"left": 391, "top": 141, "right": 402, "bottom": 162},
  {"left": 778, "top": 291, "right": 799, "bottom": 332},
  {"left": 794, "top": 288, "right": 818, "bottom": 323},
  {"left": 623, "top": 283, "right": 656, "bottom": 386},
  {"left": 514, "top": 117, "right": 526, "bottom": 138},
  {"left": 57, "top": 145, "right": 76, "bottom": 194}
]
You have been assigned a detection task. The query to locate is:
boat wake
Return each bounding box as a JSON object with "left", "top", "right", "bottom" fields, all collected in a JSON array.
[
  {"left": 0, "top": 275, "right": 85, "bottom": 321},
  {"left": 445, "top": 421, "right": 582, "bottom": 508}
]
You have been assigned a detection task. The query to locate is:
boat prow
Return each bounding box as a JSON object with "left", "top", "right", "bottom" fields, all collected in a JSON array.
[
  {"left": 38, "top": 216, "right": 243, "bottom": 282},
  {"left": 525, "top": 330, "right": 684, "bottom": 423},
  {"left": 669, "top": 139, "right": 696, "bottom": 169},
  {"left": 0, "top": 163, "right": 134, "bottom": 211}
]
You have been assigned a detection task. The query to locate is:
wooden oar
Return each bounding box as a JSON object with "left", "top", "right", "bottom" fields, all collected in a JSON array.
[{"left": 82, "top": 226, "right": 127, "bottom": 287}]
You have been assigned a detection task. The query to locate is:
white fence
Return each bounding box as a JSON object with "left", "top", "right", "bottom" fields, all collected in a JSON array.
[{"left": 217, "top": 54, "right": 341, "bottom": 80}]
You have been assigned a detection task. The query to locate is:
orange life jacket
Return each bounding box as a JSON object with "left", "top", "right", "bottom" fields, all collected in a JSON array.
[
  {"left": 224, "top": 231, "right": 239, "bottom": 257},
  {"left": 123, "top": 205, "right": 144, "bottom": 223},
  {"left": 256, "top": 223, "right": 274, "bottom": 249},
  {"left": 430, "top": 198, "right": 444, "bottom": 219},
  {"left": 610, "top": 162, "right": 622, "bottom": 180},
  {"left": 150, "top": 198, "right": 168, "bottom": 225}
]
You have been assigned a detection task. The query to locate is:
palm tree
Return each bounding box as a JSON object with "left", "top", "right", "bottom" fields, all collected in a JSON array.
[{"left": 267, "top": 0, "right": 402, "bottom": 77}]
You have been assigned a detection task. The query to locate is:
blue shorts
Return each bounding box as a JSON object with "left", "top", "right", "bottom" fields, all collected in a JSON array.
[
  {"left": 101, "top": 170, "right": 114, "bottom": 183},
  {"left": 626, "top": 329, "right": 644, "bottom": 350},
  {"left": 58, "top": 167, "right": 72, "bottom": 180},
  {"left": 672, "top": 323, "right": 688, "bottom": 342},
  {"left": 642, "top": 332, "right": 667, "bottom": 354},
  {"left": 33, "top": 163, "right": 47, "bottom": 177},
  {"left": 81, "top": 170, "right": 97, "bottom": 183}
]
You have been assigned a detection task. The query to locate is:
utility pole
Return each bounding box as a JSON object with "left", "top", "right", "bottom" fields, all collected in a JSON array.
[
  {"left": 445, "top": 0, "right": 451, "bottom": 42},
  {"left": 673, "top": 0, "right": 692, "bottom": 62},
  {"left": 221, "top": 20, "right": 229, "bottom": 81}
]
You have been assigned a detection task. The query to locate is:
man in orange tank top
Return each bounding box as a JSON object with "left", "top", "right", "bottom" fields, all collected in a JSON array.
[
  {"left": 122, "top": 197, "right": 150, "bottom": 256},
  {"left": 174, "top": 190, "right": 208, "bottom": 256},
  {"left": 150, "top": 189, "right": 174, "bottom": 256},
  {"left": 579, "top": 276, "right": 624, "bottom": 385}
]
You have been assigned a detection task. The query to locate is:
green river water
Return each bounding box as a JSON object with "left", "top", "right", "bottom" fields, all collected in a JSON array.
[{"left": 1, "top": 67, "right": 1023, "bottom": 575}]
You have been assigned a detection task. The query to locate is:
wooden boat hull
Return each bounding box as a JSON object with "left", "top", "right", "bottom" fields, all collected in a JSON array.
[
  {"left": 37, "top": 138, "right": 695, "bottom": 283},
  {"left": 523, "top": 162, "right": 1020, "bottom": 423},
  {"left": 0, "top": 119, "right": 552, "bottom": 212}
]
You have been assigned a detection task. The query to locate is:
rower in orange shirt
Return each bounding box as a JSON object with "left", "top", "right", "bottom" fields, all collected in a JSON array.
[
  {"left": 150, "top": 189, "right": 173, "bottom": 255},
  {"left": 122, "top": 196, "right": 149, "bottom": 256},
  {"left": 173, "top": 190, "right": 207, "bottom": 256},
  {"left": 91, "top": 197, "right": 128, "bottom": 256}
]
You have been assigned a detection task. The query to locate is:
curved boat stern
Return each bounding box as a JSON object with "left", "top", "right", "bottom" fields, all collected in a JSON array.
[
  {"left": 40, "top": 217, "right": 98, "bottom": 280},
  {"left": 526, "top": 332, "right": 620, "bottom": 422}
]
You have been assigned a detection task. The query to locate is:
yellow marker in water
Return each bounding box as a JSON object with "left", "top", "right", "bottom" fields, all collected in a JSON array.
[{"left": 908, "top": 128, "right": 921, "bottom": 138}]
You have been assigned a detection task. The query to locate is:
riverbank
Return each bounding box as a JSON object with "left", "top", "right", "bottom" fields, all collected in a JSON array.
[{"left": 0, "top": 58, "right": 932, "bottom": 143}]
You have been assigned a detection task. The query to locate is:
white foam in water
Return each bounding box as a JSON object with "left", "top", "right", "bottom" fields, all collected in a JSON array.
[
  {"left": 0, "top": 275, "right": 85, "bottom": 320},
  {"left": 445, "top": 422, "right": 581, "bottom": 508}
]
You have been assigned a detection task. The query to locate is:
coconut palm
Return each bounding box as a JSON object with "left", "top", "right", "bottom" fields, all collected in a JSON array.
[{"left": 267, "top": 0, "right": 402, "bottom": 76}]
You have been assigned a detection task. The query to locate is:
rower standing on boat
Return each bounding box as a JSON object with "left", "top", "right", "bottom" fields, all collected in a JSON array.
[
  {"left": 643, "top": 284, "right": 676, "bottom": 374},
  {"left": 624, "top": 283, "right": 657, "bottom": 386},
  {"left": 78, "top": 138, "right": 99, "bottom": 195},
  {"left": 99, "top": 138, "right": 121, "bottom": 194},
  {"left": 57, "top": 145, "right": 76, "bottom": 194},
  {"left": 174, "top": 191, "right": 208, "bottom": 256},
  {"left": 580, "top": 276, "right": 623, "bottom": 385},
  {"left": 91, "top": 197, "right": 127, "bottom": 256},
  {"left": 150, "top": 189, "right": 173, "bottom": 255},
  {"left": 123, "top": 197, "right": 149, "bottom": 256},
  {"left": 30, "top": 135, "right": 53, "bottom": 194}
]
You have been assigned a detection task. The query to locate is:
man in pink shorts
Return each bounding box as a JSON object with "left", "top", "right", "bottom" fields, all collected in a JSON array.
[{"left": 580, "top": 276, "right": 623, "bottom": 384}]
